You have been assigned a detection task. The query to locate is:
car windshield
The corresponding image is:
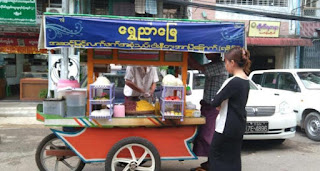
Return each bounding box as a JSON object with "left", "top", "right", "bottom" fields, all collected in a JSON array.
[
  {"left": 297, "top": 71, "right": 320, "bottom": 89},
  {"left": 249, "top": 80, "right": 259, "bottom": 90}
]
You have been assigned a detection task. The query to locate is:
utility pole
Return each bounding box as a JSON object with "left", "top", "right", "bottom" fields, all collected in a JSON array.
[
  {"left": 69, "top": 0, "right": 75, "bottom": 57},
  {"left": 61, "top": 0, "right": 69, "bottom": 79}
]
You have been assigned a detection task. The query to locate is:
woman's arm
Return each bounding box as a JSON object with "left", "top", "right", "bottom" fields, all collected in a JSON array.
[{"left": 211, "top": 78, "right": 238, "bottom": 107}]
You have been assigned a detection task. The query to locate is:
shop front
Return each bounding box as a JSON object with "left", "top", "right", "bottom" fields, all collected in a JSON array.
[
  {"left": 246, "top": 21, "right": 312, "bottom": 72},
  {"left": 300, "top": 22, "right": 320, "bottom": 68},
  {"left": 0, "top": 32, "right": 48, "bottom": 101}
]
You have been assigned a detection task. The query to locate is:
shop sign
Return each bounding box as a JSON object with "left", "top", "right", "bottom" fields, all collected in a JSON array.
[
  {"left": 248, "top": 21, "right": 280, "bottom": 38},
  {"left": 24, "top": 38, "right": 38, "bottom": 46},
  {"left": 0, "top": 32, "right": 39, "bottom": 37},
  {"left": 0, "top": 0, "right": 37, "bottom": 26},
  {"left": 0, "top": 38, "right": 38, "bottom": 46},
  {"left": 43, "top": 15, "right": 245, "bottom": 53},
  {"left": 0, "top": 38, "right": 17, "bottom": 46}
]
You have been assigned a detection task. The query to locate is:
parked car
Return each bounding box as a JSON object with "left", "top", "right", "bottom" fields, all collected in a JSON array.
[
  {"left": 244, "top": 80, "right": 296, "bottom": 142},
  {"left": 186, "top": 70, "right": 205, "bottom": 109},
  {"left": 187, "top": 70, "right": 296, "bottom": 142},
  {"left": 249, "top": 69, "right": 320, "bottom": 141}
]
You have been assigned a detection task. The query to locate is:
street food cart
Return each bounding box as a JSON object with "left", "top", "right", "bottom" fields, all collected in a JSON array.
[{"left": 35, "top": 13, "right": 245, "bottom": 171}]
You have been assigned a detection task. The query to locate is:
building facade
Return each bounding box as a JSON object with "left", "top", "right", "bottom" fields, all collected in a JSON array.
[
  {"left": 300, "top": 0, "right": 320, "bottom": 68},
  {"left": 191, "top": 0, "right": 314, "bottom": 71}
]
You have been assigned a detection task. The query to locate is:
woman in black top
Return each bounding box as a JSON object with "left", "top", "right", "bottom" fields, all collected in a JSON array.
[{"left": 209, "top": 46, "right": 251, "bottom": 171}]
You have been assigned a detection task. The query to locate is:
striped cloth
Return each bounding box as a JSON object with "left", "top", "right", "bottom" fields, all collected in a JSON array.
[
  {"left": 146, "top": 0, "right": 157, "bottom": 15},
  {"left": 135, "top": 0, "right": 146, "bottom": 14}
]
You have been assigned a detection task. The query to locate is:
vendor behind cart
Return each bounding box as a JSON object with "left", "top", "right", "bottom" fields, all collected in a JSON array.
[
  {"left": 124, "top": 66, "right": 159, "bottom": 100},
  {"left": 188, "top": 53, "right": 228, "bottom": 171}
]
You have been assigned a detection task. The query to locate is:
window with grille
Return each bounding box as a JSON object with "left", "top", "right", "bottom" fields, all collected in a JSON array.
[
  {"left": 91, "top": 0, "right": 109, "bottom": 15},
  {"left": 163, "top": 3, "right": 187, "bottom": 19},
  {"left": 303, "top": 0, "right": 318, "bottom": 16},
  {"left": 216, "top": 0, "right": 288, "bottom": 7}
]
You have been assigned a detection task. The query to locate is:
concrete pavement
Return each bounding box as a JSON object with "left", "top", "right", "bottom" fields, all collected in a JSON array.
[
  {"left": 0, "top": 101, "right": 41, "bottom": 125},
  {"left": 1, "top": 126, "right": 319, "bottom": 171}
]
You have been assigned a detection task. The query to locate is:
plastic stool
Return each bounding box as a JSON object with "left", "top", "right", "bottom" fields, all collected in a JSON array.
[{"left": 6, "top": 85, "right": 11, "bottom": 97}]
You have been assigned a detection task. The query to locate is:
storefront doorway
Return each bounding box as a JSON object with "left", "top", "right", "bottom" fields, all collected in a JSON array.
[{"left": 251, "top": 56, "right": 276, "bottom": 71}]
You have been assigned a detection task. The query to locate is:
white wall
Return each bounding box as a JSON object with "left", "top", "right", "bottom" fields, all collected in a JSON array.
[
  {"left": 317, "top": 1, "right": 320, "bottom": 17},
  {"left": 274, "top": 47, "right": 296, "bottom": 69}
]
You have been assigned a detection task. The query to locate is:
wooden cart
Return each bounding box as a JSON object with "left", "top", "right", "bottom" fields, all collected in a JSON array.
[{"left": 36, "top": 13, "right": 245, "bottom": 170}]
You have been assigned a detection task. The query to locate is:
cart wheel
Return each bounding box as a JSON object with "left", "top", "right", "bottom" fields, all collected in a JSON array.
[
  {"left": 105, "top": 137, "right": 161, "bottom": 171},
  {"left": 35, "top": 133, "right": 85, "bottom": 171}
]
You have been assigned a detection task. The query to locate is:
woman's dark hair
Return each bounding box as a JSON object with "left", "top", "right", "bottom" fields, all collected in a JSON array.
[{"left": 225, "top": 46, "right": 251, "bottom": 75}]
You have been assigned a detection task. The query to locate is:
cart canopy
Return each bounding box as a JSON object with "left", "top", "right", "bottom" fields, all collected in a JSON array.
[{"left": 40, "top": 14, "right": 245, "bottom": 53}]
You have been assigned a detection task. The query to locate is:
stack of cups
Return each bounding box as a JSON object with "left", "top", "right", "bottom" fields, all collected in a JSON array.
[{"left": 114, "top": 104, "right": 125, "bottom": 117}]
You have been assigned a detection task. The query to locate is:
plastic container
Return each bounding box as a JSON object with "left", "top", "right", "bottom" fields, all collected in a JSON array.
[
  {"left": 186, "top": 102, "right": 197, "bottom": 110},
  {"left": 186, "top": 86, "right": 192, "bottom": 96},
  {"left": 65, "top": 91, "right": 86, "bottom": 106},
  {"left": 114, "top": 104, "right": 125, "bottom": 117},
  {"left": 65, "top": 89, "right": 87, "bottom": 117},
  {"left": 155, "top": 98, "right": 160, "bottom": 115},
  {"left": 43, "top": 99, "right": 66, "bottom": 116},
  {"left": 57, "top": 79, "right": 80, "bottom": 89},
  {"left": 56, "top": 79, "right": 80, "bottom": 99},
  {"left": 193, "top": 110, "right": 201, "bottom": 117}
]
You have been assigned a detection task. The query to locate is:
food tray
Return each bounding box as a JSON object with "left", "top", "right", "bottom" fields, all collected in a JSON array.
[{"left": 125, "top": 110, "right": 155, "bottom": 115}]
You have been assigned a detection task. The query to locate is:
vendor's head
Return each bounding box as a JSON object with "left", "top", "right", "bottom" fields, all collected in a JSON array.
[
  {"left": 205, "top": 53, "right": 221, "bottom": 63},
  {"left": 224, "top": 46, "right": 251, "bottom": 75}
]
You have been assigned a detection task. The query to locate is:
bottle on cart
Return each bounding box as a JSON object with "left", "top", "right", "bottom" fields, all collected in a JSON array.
[{"left": 155, "top": 98, "right": 160, "bottom": 115}]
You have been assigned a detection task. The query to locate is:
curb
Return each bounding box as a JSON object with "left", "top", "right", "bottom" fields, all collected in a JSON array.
[{"left": 0, "top": 117, "right": 42, "bottom": 125}]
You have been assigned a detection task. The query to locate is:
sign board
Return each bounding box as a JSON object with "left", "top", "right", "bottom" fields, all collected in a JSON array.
[
  {"left": 43, "top": 15, "right": 245, "bottom": 53},
  {"left": 0, "top": 0, "right": 37, "bottom": 25},
  {"left": 248, "top": 21, "right": 281, "bottom": 38},
  {"left": 48, "top": 53, "right": 80, "bottom": 94},
  {"left": 0, "top": 37, "right": 38, "bottom": 46}
]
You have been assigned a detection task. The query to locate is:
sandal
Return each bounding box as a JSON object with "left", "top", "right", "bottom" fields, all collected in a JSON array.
[{"left": 200, "top": 161, "right": 208, "bottom": 170}]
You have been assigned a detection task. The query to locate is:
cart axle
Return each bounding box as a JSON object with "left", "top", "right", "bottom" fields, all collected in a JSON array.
[{"left": 45, "top": 149, "right": 77, "bottom": 157}]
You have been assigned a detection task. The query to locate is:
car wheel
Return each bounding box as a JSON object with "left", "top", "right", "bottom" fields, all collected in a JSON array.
[{"left": 304, "top": 112, "right": 320, "bottom": 141}]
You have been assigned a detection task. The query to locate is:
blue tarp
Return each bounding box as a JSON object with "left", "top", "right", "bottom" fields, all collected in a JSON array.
[{"left": 44, "top": 15, "right": 245, "bottom": 53}]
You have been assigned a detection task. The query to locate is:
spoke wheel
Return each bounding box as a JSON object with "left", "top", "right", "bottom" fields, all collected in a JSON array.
[
  {"left": 105, "top": 137, "right": 161, "bottom": 171},
  {"left": 304, "top": 112, "right": 320, "bottom": 141},
  {"left": 35, "top": 133, "right": 86, "bottom": 171}
]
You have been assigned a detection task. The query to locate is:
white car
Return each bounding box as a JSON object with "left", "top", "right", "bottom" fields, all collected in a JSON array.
[
  {"left": 187, "top": 70, "right": 296, "bottom": 142},
  {"left": 244, "top": 80, "right": 296, "bottom": 142},
  {"left": 186, "top": 70, "right": 205, "bottom": 110},
  {"left": 250, "top": 69, "right": 320, "bottom": 141}
]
